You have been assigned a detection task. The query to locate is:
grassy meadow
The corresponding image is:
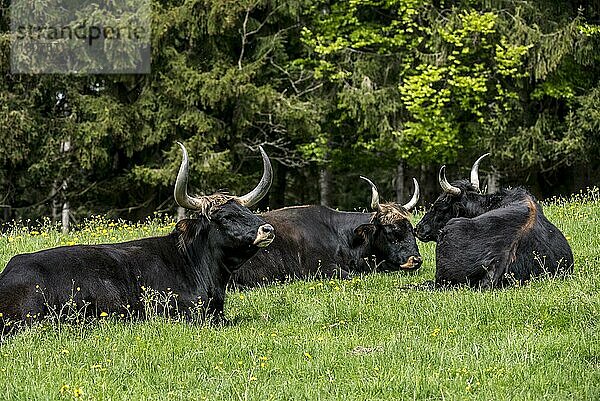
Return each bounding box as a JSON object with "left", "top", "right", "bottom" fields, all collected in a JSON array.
[{"left": 0, "top": 190, "right": 599, "bottom": 400}]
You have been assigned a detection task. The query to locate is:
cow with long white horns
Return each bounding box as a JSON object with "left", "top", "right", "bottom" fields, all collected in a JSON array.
[
  {"left": 415, "top": 154, "right": 573, "bottom": 288},
  {"left": 0, "top": 143, "right": 275, "bottom": 335},
  {"left": 231, "top": 177, "right": 422, "bottom": 288}
]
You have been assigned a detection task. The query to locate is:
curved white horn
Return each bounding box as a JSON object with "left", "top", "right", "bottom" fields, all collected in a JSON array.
[
  {"left": 237, "top": 146, "right": 273, "bottom": 207},
  {"left": 360, "top": 176, "right": 382, "bottom": 212},
  {"left": 174, "top": 142, "right": 206, "bottom": 211},
  {"left": 439, "top": 165, "right": 461, "bottom": 196},
  {"left": 470, "top": 153, "right": 490, "bottom": 192},
  {"left": 402, "top": 178, "right": 420, "bottom": 211}
]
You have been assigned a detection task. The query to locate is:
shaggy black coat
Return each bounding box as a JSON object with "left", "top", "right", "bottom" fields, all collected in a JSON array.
[
  {"left": 416, "top": 180, "right": 573, "bottom": 288},
  {"left": 231, "top": 205, "right": 421, "bottom": 288},
  {"left": 0, "top": 200, "right": 271, "bottom": 335}
]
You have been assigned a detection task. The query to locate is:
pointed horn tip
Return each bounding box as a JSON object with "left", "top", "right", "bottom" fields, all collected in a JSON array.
[
  {"left": 402, "top": 177, "right": 420, "bottom": 211},
  {"left": 257, "top": 145, "right": 272, "bottom": 169},
  {"left": 237, "top": 144, "right": 273, "bottom": 207},
  {"left": 411, "top": 177, "right": 420, "bottom": 194},
  {"left": 474, "top": 153, "right": 490, "bottom": 163},
  {"left": 176, "top": 141, "right": 187, "bottom": 154},
  {"left": 439, "top": 165, "right": 461, "bottom": 195},
  {"left": 359, "top": 176, "right": 375, "bottom": 186}
]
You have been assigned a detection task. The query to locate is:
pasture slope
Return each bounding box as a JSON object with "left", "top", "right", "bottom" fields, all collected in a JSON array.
[{"left": 0, "top": 190, "right": 599, "bottom": 401}]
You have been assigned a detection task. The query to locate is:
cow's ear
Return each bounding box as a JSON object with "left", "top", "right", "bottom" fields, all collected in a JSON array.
[{"left": 352, "top": 224, "right": 376, "bottom": 247}]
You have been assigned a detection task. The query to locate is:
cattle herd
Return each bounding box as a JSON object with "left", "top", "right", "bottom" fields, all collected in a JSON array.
[{"left": 0, "top": 144, "right": 574, "bottom": 337}]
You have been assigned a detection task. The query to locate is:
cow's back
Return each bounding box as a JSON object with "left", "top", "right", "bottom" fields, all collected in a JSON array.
[
  {"left": 232, "top": 206, "right": 367, "bottom": 287},
  {"left": 0, "top": 237, "right": 179, "bottom": 322},
  {"left": 510, "top": 205, "right": 574, "bottom": 281},
  {"left": 435, "top": 198, "right": 573, "bottom": 287}
]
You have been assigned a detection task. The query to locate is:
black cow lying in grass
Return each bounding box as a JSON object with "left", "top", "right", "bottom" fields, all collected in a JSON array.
[
  {"left": 0, "top": 143, "right": 275, "bottom": 336},
  {"left": 231, "top": 177, "right": 422, "bottom": 288},
  {"left": 415, "top": 154, "right": 573, "bottom": 288}
]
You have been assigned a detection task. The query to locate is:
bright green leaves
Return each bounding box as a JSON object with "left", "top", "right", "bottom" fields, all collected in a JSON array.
[
  {"left": 495, "top": 38, "right": 532, "bottom": 78},
  {"left": 398, "top": 11, "right": 504, "bottom": 163},
  {"left": 301, "top": 0, "right": 426, "bottom": 82},
  {"left": 438, "top": 10, "right": 497, "bottom": 48}
]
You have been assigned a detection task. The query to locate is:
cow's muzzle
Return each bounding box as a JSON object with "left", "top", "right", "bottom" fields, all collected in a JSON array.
[
  {"left": 253, "top": 224, "right": 275, "bottom": 247},
  {"left": 399, "top": 256, "right": 422, "bottom": 270}
]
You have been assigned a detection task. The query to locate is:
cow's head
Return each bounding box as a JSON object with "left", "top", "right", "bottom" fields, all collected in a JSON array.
[
  {"left": 354, "top": 177, "right": 422, "bottom": 271},
  {"left": 174, "top": 143, "right": 275, "bottom": 270},
  {"left": 415, "top": 154, "right": 489, "bottom": 242}
]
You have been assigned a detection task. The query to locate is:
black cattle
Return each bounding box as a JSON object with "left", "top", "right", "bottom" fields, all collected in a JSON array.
[
  {"left": 231, "top": 177, "right": 422, "bottom": 288},
  {"left": 415, "top": 154, "right": 573, "bottom": 288},
  {"left": 0, "top": 143, "right": 275, "bottom": 335}
]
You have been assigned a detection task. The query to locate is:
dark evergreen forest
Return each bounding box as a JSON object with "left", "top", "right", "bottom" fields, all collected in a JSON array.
[{"left": 1, "top": 0, "right": 599, "bottom": 224}]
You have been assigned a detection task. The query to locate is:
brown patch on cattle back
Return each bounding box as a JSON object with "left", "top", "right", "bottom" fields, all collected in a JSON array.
[
  {"left": 521, "top": 197, "right": 537, "bottom": 234},
  {"left": 509, "top": 196, "right": 538, "bottom": 264},
  {"left": 375, "top": 203, "right": 411, "bottom": 225}
]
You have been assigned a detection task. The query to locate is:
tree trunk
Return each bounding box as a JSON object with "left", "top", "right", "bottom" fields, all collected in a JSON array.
[
  {"left": 486, "top": 167, "right": 500, "bottom": 194},
  {"left": 61, "top": 201, "right": 70, "bottom": 234},
  {"left": 60, "top": 139, "right": 71, "bottom": 233},
  {"left": 319, "top": 167, "right": 332, "bottom": 206},
  {"left": 395, "top": 161, "right": 405, "bottom": 203},
  {"left": 419, "top": 164, "right": 430, "bottom": 204},
  {"left": 419, "top": 164, "right": 441, "bottom": 207},
  {"left": 271, "top": 163, "right": 287, "bottom": 209},
  {"left": 51, "top": 180, "right": 60, "bottom": 223},
  {"left": 1, "top": 205, "right": 10, "bottom": 221}
]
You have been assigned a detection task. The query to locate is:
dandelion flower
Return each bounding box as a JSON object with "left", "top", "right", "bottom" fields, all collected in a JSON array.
[
  {"left": 73, "top": 387, "right": 83, "bottom": 398},
  {"left": 99, "top": 312, "right": 109, "bottom": 317}
]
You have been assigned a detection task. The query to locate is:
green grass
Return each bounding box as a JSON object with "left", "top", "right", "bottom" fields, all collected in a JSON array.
[{"left": 1, "top": 191, "right": 599, "bottom": 400}]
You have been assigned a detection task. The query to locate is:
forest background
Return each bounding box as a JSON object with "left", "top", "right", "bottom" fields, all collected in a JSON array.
[{"left": 1, "top": 0, "right": 599, "bottom": 224}]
